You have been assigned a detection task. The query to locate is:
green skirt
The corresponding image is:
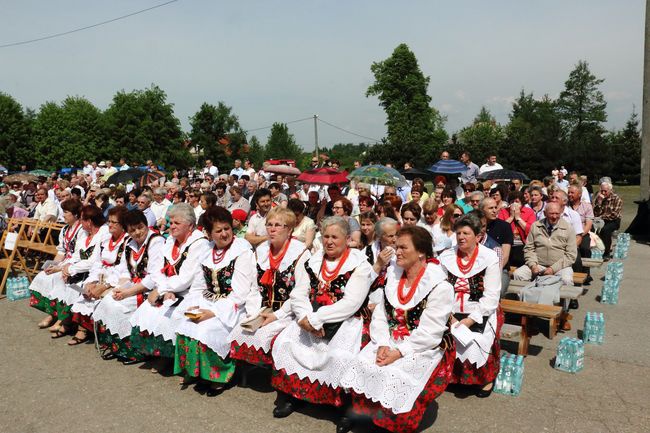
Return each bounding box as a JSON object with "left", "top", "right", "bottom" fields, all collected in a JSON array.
[
  {"left": 96, "top": 321, "right": 145, "bottom": 361},
  {"left": 174, "top": 334, "right": 236, "bottom": 383},
  {"left": 30, "top": 291, "right": 55, "bottom": 314},
  {"left": 130, "top": 326, "right": 175, "bottom": 358}
]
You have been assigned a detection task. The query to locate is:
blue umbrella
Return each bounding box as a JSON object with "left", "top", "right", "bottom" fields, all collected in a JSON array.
[{"left": 427, "top": 159, "right": 468, "bottom": 174}]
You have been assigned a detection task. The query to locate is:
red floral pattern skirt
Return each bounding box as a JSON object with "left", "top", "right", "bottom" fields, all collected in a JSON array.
[
  {"left": 72, "top": 312, "right": 94, "bottom": 332},
  {"left": 350, "top": 346, "right": 456, "bottom": 433},
  {"left": 271, "top": 368, "right": 344, "bottom": 407},
  {"left": 229, "top": 334, "right": 280, "bottom": 367},
  {"left": 30, "top": 292, "right": 56, "bottom": 315},
  {"left": 451, "top": 307, "right": 504, "bottom": 386}
]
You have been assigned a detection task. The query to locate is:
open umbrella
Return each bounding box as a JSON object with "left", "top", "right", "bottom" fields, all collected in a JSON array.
[
  {"left": 347, "top": 165, "right": 407, "bottom": 187},
  {"left": 399, "top": 168, "right": 432, "bottom": 180},
  {"left": 29, "top": 169, "right": 52, "bottom": 177},
  {"left": 478, "top": 169, "right": 529, "bottom": 181},
  {"left": 263, "top": 164, "right": 301, "bottom": 176},
  {"left": 105, "top": 168, "right": 144, "bottom": 185},
  {"left": 297, "top": 167, "right": 349, "bottom": 185},
  {"left": 139, "top": 169, "right": 166, "bottom": 187},
  {"left": 427, "top": 159, "right": 468, "bottom": 174},
  {"left": 3, "top": 173, "right": 37, "bottom": 183}
]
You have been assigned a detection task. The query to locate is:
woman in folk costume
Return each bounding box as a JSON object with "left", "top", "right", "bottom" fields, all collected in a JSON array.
[
  {"left": 270, "top": 216, "right": 372, "bottom": 420},
  {"left": 30, "top": 199, "right": 86, "bottom": 329},
  {"left": 439, "top": 212, "right": 503, "bottom": 397},
  {"left": 174, "top": 206, "right": 257, "bottom": 396},
  {"left": 48, "top": 205, "right": 110, "bottom": 342},
  {"left": 69, "top": 207, "right": 130, "bottom": 346},
  {"left": 129, "top": 203, "right": 210, "bottom": 371},
  {"left": 339, "top": 226, "right": 455, "bottom": 433},
  {"left": 229, "top": 206, "right": 310, "bottom": 367},
  {"left": 92, "top": 209, "right": 165, "bottom": 364}
]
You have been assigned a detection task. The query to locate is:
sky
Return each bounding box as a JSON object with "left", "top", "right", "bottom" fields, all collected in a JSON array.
[{"left": 0, "top": 0, "right": 645, "bottom": 152}]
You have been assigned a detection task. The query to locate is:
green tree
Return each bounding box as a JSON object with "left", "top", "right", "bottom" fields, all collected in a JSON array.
[
  {"left": 189, "top": 102, "right": 245, "bottom": 169},
  {"left": 556, "top": 61, "right": 609, "bottom": 176},
  {"left": 0, "top": 92, "right": 34, "bottom": 170},
  {"left": 104, "top": 85, "right": 191, "bottom": 169},
  {"left": 265, "top": 123, "right": 302, "bottom": 161},
  {"left": 608, "top": 110, "right": 641, "bottom": 184},
  {"left": 365, "top": 43, "right": 448, "bottom": 167},
  {"left": 245, "top": 135, "right": 265, "bottom": 168},
  {"left": 455, "top": 106, "right": 506, "bottom": 164},
  {"left": 33, "top": 96, "right": 103, "bottom": 169},
  {"left": 503, "top": 91, "right": 563, "bottom": 179}
]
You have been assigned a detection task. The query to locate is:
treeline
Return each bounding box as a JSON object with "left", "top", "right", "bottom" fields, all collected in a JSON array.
[
  {"left": 364, "top": 45, "right": 642, "bottom": 183},
  {"left": 0, "top": 85, "right": 303, "bottom": 172}
]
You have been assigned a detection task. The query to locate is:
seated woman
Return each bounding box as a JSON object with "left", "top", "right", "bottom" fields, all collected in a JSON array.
[
  {"left": 129, "top": 203, "right": 210, "bottom": 370},
  {"left": 332, "top": 197, "right": 361, "bottom": 248},
  {"left": 288, "top": 198, "right": 316, "bottom": 251},
  {"left": 270, "top": 216, "right": 373, "bottom": 420},
  {"left": 419, "top": 198, "right": 439, "bottom": 237},
  {"left": 70, "top": 207, "right": 130, "bottom": 345},
  {"left": 437, "top": 187, "right": 457, "bottom": 216},
  {"left": 92, "top": 210, "right": 166, "bottom": 363},
  {"left": 340, "top": 226, "right": 455, "bottom": 433},
  {"left": 431, "top": 204, "right": 462, "bottom": 254},
  {"left": 359, "top": 211, "right": 378, "bottom": 259},
  {"left": 30, "top": 199, "right": 85, "bottom": 329},
  {"left": 439, "top": 212, "right": 502, "bottom": 397},
  {"left": 229, "top": 207, "right": 310, "bottom": 367},
  {"left": 174, "top": 206, "right": 257, "bottom": 396},
  {"left": 48, "top": 205, "right": 110, "bottom": 342},
  {"left": 400, "top": 201, "right": 422, "bottom": 227},
  {"left": 500, "top": 190, "right": 536, "bottom": 268}
]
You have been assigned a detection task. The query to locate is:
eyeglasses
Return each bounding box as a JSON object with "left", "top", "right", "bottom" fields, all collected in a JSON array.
[
  {"left": 332, "top": 206, "right": 344, "bottom": 210},
  {"left": 108, "top": 220, "right": 120, "bottom": 225},
  {"left": 265, "top": 223, "right": 287, "bottom": 229},
  {"left": 452, "top": 213, "right": 463, "bottom": 217}
]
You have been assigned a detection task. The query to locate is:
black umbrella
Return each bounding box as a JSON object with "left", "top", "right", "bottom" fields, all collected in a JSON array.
[
  {"left": 478, "top": 169, "right": 529, "bottom": 181},
  {"left": 399, "top": 168, "right": 433, "bottom": 180},
  {"left": 105, "top": 168, "right": 144, "bottom": 185}
]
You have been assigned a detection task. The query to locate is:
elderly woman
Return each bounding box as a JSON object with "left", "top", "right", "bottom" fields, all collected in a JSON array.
[
  {"left": 270, "top": 216, "right": 373, "bottom": 420},
  {"left": 229, "top": 207, "right": 310, "bottom": 366},
  {"left": 367, "top": 217, "right": 398, "bottom": 272},
  {"left": 525, "top": 185, "right": 546, "bottom": 221},
  {"left": 92, "top": 210, "right": 165, "bottom": 363},
  {"left": 227, "top": 185, "right": 251, "bottom": 214},
  {"left": 69, "top": 207, "right": 130, "bottom": 345},
  {"left": 439, "top": 212, "right": 502, "bottom": 397},
  {"left": 420, "top": 198, "right": 439, "bottom": 236},
  {"left": 332, "top": 197, "right": 361, "bottom": 248},
  {"left": 174, "top": 206, "right": 257, "bottom": 395},
  {"left": 490, "top": 183, "right": 510, "bottom": 214},
  {"left": 340, "top": 226, "right": 455, "bottom": 433},
  {"left": 29, "top": 199, "right": 86, "bottom": 329},
  {"left": 49, "top": 205, "right": 110, "bottom": 342},
  {"left": 501, "top": 190, "right": 536, "bottom": 268},
  {"left": 129, "top": 203, "right": 210, "bottom": 369}
]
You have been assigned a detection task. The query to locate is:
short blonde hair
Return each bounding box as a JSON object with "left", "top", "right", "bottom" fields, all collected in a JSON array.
[{"left": 266, "top": 206, "right": 296, "bottom": 230}]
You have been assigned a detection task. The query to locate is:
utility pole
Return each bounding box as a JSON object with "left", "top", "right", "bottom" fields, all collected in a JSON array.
[
  {"left": 641, "top": 0, "right": 650, "bottom": 200},
  {"left": 313, "top": 114, "right": 320, "bottom": 161}
]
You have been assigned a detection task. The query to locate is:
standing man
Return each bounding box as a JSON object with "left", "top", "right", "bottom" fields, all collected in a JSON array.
[
  {"left": 245, "top": 188, "right": 273, "bottom": 247},
  {"left": 460, "top": 151, "right": 480, "bottom": 185},
  {"left": 440, "top": 150, "right": 450, "bottom": 160},
  {"left": 230, "top": 159, "right": 245, "bottom": 178},
  {"left": 118, "top": 158, "right": 130, "bottom": 171},
  {"left": 555, "top": 170, "right": 569, "bottom": 192},
  {"left": 593, "top": 181, "right": 623, "bottom": 259},
  {"left": 479, "top": 153, "right": 503, "bottom": 174},
  {"left": 203, "top": 159, "right": 219, "bottom": 179}
]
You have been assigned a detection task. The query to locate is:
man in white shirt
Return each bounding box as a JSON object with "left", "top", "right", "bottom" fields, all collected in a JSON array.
[
  {"left": 82, "top": 160, "right": 94, "bottom": 177},
  {"left": 136, "top": 193, "right": 158, "bottom": 228},
  {"left": 479, "top": 154, "right": 503, "bottom": 175},
  {"left": 555, "top": 170, "right": 569, "bottom": 192},
  {"left": 150, "top": 188, "right": 172, "bottom": 228},
  {"left": 230, "top": 159, "right": 245, "bottom": 178},
  {"left": 551, "top": 189, "right": 583, "bottom": 247},
  {"left": 33, "top": 187, "right": 59, "bottom": 223},
  {"left": 245, "top": 188, "right": 273, "bottom": 247},
  {"left": 103, "top": 160, "right": 118, "bottom": 180},
  {"left": 118, "top": 158, "right": 130, "bottom": 171},
  {"left": 204, "top": 159, "right": 219, "bottom": 178}
]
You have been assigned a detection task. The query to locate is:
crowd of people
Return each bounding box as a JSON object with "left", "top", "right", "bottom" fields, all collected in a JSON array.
[{"left": 0, "top": 151, "right": 623, "bottom": 433}]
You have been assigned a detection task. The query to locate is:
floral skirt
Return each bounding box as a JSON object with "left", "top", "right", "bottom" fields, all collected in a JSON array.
[
  {"left": 350, "top": 346, "right": 456, "bottom": 433},
  {"left": 96, "top": 321, "right": 145, "bottom": 361},
  {"left": 130, "top": 326, "right": 175, "bottom": 358},
  {"left": 30, "top": 291, "right": 56, "bottom": 315},
  {"left": 230, "top": 341, "right": 275, "bottom": 367},
  {"left": 451, "top": 308, "right": 504, "bottom": 386},
  {"left": 72, "top": 312, "right": 94, "bottom": 332},
  {"left": 174, "top": 334, "right": 236, "bottom": 383},
  {"left": 271, "top": 368, "right": 344, "bottom": 407}
]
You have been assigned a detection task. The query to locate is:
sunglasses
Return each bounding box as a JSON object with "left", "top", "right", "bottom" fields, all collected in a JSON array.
[{"left": 452, "top": 213, "right": 463, "bottom": 217}]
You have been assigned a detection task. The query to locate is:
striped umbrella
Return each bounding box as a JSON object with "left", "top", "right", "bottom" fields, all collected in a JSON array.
[
  {"left": 427, "top": 159, "right": 468, "bottom": 174},
  {"left": 138, "top": 169, "right": 165, "bottom": 187}
]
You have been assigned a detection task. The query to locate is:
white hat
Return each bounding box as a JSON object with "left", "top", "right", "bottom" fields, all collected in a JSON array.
[{"left": 98, "top": 161, "right": 106, "bottom": 167}]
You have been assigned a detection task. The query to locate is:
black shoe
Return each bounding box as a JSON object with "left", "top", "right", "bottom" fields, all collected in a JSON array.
[
  {"left": 101, "top": 351, "right": 117, "bottom": 360},
  {"left": 336, "top": 416, "right": 353, "bottom": 433},
  {"left": 206, "top": 383, "right": 226, "bottom": 397},
  {"left": 273, "top": 398, "right": 299, "bottom": 418},
  {"left": 121, "top": 358, "right": 143, "bottom": 365},
  {"left": 569, "top": 299, "right": 579, "bottom": 310},
  {"left": 476, "top": 383, "right": 494, "bottom": 398},
  {"left": 584, "top": 275, "right": 593, "bottom": 285}
]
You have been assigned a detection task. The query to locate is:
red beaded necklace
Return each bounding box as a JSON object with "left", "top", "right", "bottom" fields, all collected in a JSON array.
[
  {"left": 212, "top": 240, "right": 233, "bottom": 264},
  {"left": 108, "top": 232, "right": 126, "bottom": 252},
  {"left": 456, "top": 246, "right": 479, "bottom": 274},
  {"left": 319, "top": 248, "right": 351, "bottom": 287},
  {"left": 397, "top": 263, "right": 426, "bottom": 304}
]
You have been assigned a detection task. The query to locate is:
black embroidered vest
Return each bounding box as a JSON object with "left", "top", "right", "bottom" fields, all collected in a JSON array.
[
  {"left": 201, "top": 257, "right": 236, "bottom": 301},
  {"left": 126, "top": 234, "right": 161, "bottom": 281},
  {"left": 447, "top": 268, "right": 487, "bottom": 302}
]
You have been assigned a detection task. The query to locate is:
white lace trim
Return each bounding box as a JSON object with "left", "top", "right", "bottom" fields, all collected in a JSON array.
[
  {"left": 129, "top": 301, "right": 182, "bottom": 344},
  {"left": 228, "top": 315, "right": 293, "bottom": 352},
  {"left": 453, "top": 310, "right": 497, "bottom": 367},
  {"left": 93, "top": 292, "right": 138, "bottom": 339}
]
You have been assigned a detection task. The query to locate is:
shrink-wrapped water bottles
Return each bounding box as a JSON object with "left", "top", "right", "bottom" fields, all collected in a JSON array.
[
  {"left": 554, "top": 337, "right": 584, "bottom": 373},
  {"left": 494, "top": 354, "right": 525, "bottom": 396},
  {"left": 583, "top": 312, "right": 605, "bottom": 345},
  {"left": 7, "top": 275, "right": 31, "bottom": 301},
  {"left": 601, "top": 262, "right": 623, "bottom": 304}
]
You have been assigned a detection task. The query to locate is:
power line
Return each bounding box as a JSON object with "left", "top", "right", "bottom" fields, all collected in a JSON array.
[
  {"left": 0, "top": 0, "right": 178, "bottom": 49},
  {"left": 317, "top": 117, "right": 381, "bottom": 143},
  {"left": 243, "top": 116, "right": 313, "bottom": 133}
]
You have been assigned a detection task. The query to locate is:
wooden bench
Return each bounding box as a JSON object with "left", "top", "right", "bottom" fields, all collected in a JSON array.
[
  {"left": 506, "top": 279, "right": 583, "bottom": 300},
  {"left": 509, "top": 267, "right": 588, "bottom": 286},
  {"left": 500, "top": 299, "right": 562, "bottom": 356}
]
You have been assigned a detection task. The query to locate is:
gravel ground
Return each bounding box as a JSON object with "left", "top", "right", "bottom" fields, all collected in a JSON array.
[{"left": 1, "top": 242, "right": 649, "bottom": 433}]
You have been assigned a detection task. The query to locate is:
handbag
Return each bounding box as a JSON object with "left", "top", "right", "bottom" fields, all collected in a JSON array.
[{"left": 311, "top": 301, "right": 342, "bottom": 340}]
